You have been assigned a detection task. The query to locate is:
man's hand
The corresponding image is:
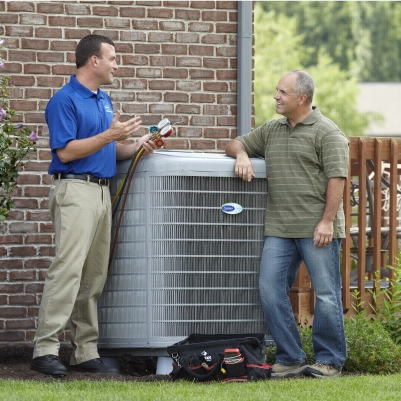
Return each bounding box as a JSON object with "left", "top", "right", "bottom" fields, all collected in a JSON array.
[
  {"left": 235, "top": 153, "right": 256, "bottom": 182},
  {"left": 225, "top": 139, "right": 256, "bottom": 182},
  {"left": 313, "top": 220, "right": 333, "bottom": 248},
  {"left": 104, "top": 110, "right": 142, "bottom": 142}
]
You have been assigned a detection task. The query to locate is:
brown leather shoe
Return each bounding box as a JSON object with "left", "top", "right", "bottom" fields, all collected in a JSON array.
[
  {"left": 30, "top": 355, "right": 67, "bottom": 376},
  {"left": 69, "top": 358, "right": 119, "bottom": 374}
]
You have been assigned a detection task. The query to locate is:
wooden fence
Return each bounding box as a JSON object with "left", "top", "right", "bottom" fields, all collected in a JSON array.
[{"left": 290, "top": 137, "right": 401, "bottom": 322}]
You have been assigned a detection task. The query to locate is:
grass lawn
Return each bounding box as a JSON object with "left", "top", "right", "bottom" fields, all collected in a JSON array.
[{"left": 1, "top": 374, "right": 401, "bottom": 401}]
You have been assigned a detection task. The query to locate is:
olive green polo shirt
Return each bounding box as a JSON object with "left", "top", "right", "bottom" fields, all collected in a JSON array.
[{"left": 236, "top": 107, "right": 349, "bottom": 238}]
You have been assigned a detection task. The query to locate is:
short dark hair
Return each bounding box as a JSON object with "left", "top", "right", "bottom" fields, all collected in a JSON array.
[{"left": 75, "top": 34, "right": 115, "bottom": 69}]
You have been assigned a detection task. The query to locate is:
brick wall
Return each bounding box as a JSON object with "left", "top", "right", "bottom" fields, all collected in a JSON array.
[{"left": 0, "top": 0, "right": 250, "bottom": 343}]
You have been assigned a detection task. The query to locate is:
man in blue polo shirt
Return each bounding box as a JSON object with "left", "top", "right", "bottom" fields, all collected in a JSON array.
[{"left": 31, "top": 34, "right": 156, "bottom": 376}]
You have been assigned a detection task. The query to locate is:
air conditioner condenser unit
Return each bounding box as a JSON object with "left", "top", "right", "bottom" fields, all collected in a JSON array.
[{"left": 98, "top": 151, "right": 272, "bottom": 356}]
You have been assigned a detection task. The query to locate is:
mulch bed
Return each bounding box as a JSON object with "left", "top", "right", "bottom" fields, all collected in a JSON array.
[{"left": 0, "top": 344, "right": 171, "bottom": 382}]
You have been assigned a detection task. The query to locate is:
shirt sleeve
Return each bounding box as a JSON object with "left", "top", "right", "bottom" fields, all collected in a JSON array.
[
  {"left": 321, "top": 130, "right": 349, "bottom": 179},
  {"left": 235, "top": 123, "right": 268, "bottom": 158},
  {"left": 45, "top": 94, "right": 78, "bottom": 152}
]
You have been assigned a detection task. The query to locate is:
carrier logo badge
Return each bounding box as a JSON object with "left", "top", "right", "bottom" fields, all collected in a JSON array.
[{"left": 221, "top": 203, "right": 243, "bottom": 215}]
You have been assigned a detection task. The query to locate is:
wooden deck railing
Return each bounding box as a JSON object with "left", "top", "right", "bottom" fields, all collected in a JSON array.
[
  {"left": 342, "top": 137, "right": 401, "bottom": 312},
  {"left": 290, "top": 137, "right": 401, "bottom": 322}
]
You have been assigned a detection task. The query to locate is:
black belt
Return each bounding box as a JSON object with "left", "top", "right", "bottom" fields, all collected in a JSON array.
[{"left": 57, "top": 173, "right": 110, "bottom": 186}]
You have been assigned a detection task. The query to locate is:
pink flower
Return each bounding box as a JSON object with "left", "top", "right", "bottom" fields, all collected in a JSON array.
[
  {"left": 29, "top": 131, "right": 38, "bottom": 141},
  {"left": 0, "top": 61, "right": 4, "bottom": 68},
  {"left": 0, "top": 108, "right": 6, "bottom": 121}
]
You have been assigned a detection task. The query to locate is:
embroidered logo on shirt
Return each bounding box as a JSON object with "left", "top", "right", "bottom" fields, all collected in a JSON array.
[{"left": 104, "top": 105, "right": 113, "bottom": 114}]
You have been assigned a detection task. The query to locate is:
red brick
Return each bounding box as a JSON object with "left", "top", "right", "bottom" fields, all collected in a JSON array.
[
  {"left": 37, "top": 3, "right": 65, "bottom": 13},
  {"left": 39, "top": 246, "right": 56, "bottom": 257},
  {"left": 10, "top": 270, "right": 36, "bottom": 281},
  {"left": 5, "top": 26, "right": 33, "bottom": 37},
  {"left": 148, "top": 8, "right": 174, "bottom": 19},
  {"left": 0, "top": 331, "right": 26, "bottom": 341},
  {"left": 93, "top": 5, "right": 118, "bottom": 16},
  {"left": 9, "top": 223, "right": 38, "bottom": 234},
  {"left": 136, "top": 0, "right": 162, "bottom": 6},
  {"left": 189, "top": 45, "right": 214, "bottom": 56},
  {"left": 203, "top": 58, "right": 228, "bottom": 68},
  {"left": 201, "top": 34, "right": 227, "bottom": 44},
  {"left": 191, "top": 116, "right": 215, "bottom": 126},
  {"left": 177, "top": 56, "right": 202, "bottom": 67},
  {"left": 204, "top": 81, "right": 228, "bottom": 92},
  {"left": 175, "top": 9, "right": 200, "bottom": 20},
  {"left": 9, "top": 295, "right": 37, "bottom": 305},
  {"left": 9, "top": 246, "right": 37, "bottom": 257},
  {"left": 77, "top": 17, "right": 104, "bottom": 28},
  {"left": 39, "top": 223, "right": 55, "bottom": 233},
  {"left": 164, "top": 92, "right": 189, "bottom": 103},
  {"left": 26, "top": 211, "right": 51, "bottom": 221},
  {"left": 25, "top": 283, "right": 44, "bottom": 294},
  {"left": 191, "top": 139, "right": 216, "bottom": 150},
  {"left": 7, "top": 2, "right": 35, "bottom": 12},
  {"left": 190, "top": 1, "right": 215, "bottom": 9},
  {"left": 159, "top": 21, "right": 185, "bottom": 31},
  {"left": 216, "top": 46, "right": 236, "bottom": 57},
  {"left": 64, "top": 29, "right": 91, "bottom": 40},
  {"left": 176, "top": 127, "right": 202, "bottom": 137},
  {"left": 13, "top": 198, "right": 39, "bottom": 209},
  {"left": 49, "top": 16, "right": 76, "bottom": 27},
  {"left": 217, "top": 116, "right": 236, "bottom": 126},
  {"left": 191, "top": 93, "right": 215, "bottom": 103},
  {"left": 50, "top": 40, "right": 77, "bottom": 51},
  {"left": 204, "top": 128, "right": 230, "bottom": 138},
  {"left": 176, "top": 104, "right": 201, "bottom": 114},
  {"left": 165, "top": 1, "right": 190, "bottom": 6},
  {"left": 163, "top": 68, "right": 188, "bottom": 79},
  {"left": 217, "top": 1, "right": 238, "bottom": 9},
  {"left": 189, "top": 69, "right": 215, "bottom": 79},
  {"left": 10, "top": 100, "right": 38, "bottom": 112},
  {"left": 137, "top": 92, "right": 163, "bottom": 102},
  {"left": 24, "top": 258, "right": 52, "bottom": 269},
  {"left": 176, "top": 81, "right": 201, "bottom": 91},
  {"left": 217, "top": 94, "right": 236, "bottom": 104},
  {"left": 163, "top": 138, "right": 189, "bottom": 150},
  {"left": 204, "top": 104, "right": 229, "bottom": 115},
  {"left": 202, "top": 11, "right": 228, "bottom": 21},
  {"left": 0, "top": 259, "right": 23, "bottom": 269},
  {"left": 6, "top": 319, "right": 36, "bottom": 329},
  {"left": 132, "top": 20, "right": 158, "bottom": 30},
  {"left": 6, "top": 210, "right": 24, "bottom": 221},
  {"left": 150, "top": 56, "right": 175, "bottom": 66},
  {"left": 65, "top": 4, "right": 90, "bottom": 15},
  {"left": 120, "top": 7, "right": 146, "bottom": 18},
  {"left": 0, "top": 284, "right": 24, "bottom": 294},
  {"left": 216, "top": 23, "right": 237, "bottom": 33},
  {"left": 35, "top": 27, "right": 62, "bottom": 39},
  {"left": 149, "top": 80, "right": 175, "bottom": 90},
  {"left": 0, "top": 235, "right": 23, "bottom": 245}
]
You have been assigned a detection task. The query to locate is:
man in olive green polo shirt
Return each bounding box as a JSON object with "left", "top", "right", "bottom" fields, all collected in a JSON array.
[{"left": 226, "top": 70, "right": 348, "bottom": 378}]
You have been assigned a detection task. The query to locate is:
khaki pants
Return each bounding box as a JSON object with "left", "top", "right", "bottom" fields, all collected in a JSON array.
[{"left": 33, "top": 179, "right": 111, "bottom": 365}]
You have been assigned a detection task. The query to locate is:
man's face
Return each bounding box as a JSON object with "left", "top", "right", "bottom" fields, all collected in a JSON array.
[
  {"left": 96, "top": 43, "right": 118, "bottom": 85},
  {"left": 274, "top": 73, "right": 301, "bottom": 118}
]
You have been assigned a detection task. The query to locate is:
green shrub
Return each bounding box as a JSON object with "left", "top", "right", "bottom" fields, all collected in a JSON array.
[
  {"left": 343, "top": 313, "right": 401, "bottom": 374},
  {"left": 265, "top": 315, "right": 401, "bottom": 374}
]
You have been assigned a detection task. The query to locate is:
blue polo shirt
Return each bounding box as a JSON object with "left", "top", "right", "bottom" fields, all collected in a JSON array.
[{"left": 46, "top": 74, "right": 116, "bottom": 178}]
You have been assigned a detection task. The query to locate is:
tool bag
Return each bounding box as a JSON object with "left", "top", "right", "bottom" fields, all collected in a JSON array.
[{"left": 167, "top": 333, "right": 272, "bottom": 382}]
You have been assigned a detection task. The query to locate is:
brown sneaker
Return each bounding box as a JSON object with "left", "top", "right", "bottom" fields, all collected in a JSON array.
[
  {"left": 271, "top": 359, "right": 309, "bottom": 377},
  {"left": 306, "top": 363, "right": 341, "bottom": 378}
]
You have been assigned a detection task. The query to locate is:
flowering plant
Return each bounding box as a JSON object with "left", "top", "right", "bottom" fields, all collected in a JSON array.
[{"left": 0, "top": 39, "right": 37, "bottom": 223}]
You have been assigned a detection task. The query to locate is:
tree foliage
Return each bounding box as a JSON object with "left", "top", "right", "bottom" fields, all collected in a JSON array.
[
  {"left": 254, "top": 2, "right": 382, "bottom": 135},
  {"left": 259, "top": 1, "right": 401, "bottom": 83}
]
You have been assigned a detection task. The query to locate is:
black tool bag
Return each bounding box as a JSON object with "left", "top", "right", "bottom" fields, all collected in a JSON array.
[{"left": 166, "top": 333, "right": 272, "bottom": 382}]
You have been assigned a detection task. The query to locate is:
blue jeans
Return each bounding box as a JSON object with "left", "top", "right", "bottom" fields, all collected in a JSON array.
[{"left": 259, "top": 237, "right": 347, "bottom": 370}]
